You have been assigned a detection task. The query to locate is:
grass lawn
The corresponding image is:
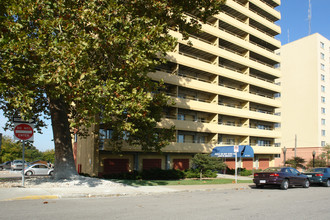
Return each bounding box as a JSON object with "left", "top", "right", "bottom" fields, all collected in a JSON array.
[{"left": 111, "top": 178, "right": 253, "bottom": 186}]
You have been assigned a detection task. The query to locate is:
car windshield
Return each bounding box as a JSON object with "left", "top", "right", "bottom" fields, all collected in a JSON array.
[{"left": 263, "top": 167, "right": 282, "bottom": 172}]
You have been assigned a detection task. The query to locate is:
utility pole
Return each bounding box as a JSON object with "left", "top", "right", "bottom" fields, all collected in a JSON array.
[{"left": 308, "top": 0, "right": 312, "bottom": 35}]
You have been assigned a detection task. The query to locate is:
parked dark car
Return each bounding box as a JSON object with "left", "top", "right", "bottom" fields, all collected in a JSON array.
[
  {"left": 303, "top": 167, "right": 330, "bottom": 187},
  {"left": 253, "top": 167, "right": 310, "bottom": 190},
  {"left": 0, "top": 161, "right": 12, "bottom": 171}
]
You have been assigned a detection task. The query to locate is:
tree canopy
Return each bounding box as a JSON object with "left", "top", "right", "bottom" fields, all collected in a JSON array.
[
  {"left": 0, "top": 0, "right": 226, "bottom": 178},
  {"left": 285, "top": 156, "right": 306, "bottom": 169}
]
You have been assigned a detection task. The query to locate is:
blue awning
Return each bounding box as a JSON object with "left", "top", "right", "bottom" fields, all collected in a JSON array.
[{"left": 211, "top": 145, "right": 254, "bottom": 158}]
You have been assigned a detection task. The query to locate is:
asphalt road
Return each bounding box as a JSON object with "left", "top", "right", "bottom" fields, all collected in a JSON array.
[{"left": 1, "top": 186, "right": 329, "bottom": 220}]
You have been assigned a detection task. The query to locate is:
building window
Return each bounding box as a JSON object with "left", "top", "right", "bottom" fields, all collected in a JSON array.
[
  {"left": 322, "top": 119, "right": 326, "bottom": 125},
  {"left": 275, "top": 123, "right": 281, "bottom": 128},
  {"left": 321, "top": 85, "right": 325, "bottom": 92},
  {"left": 321, "top": 74, "right": 325, "bottom": 81},
  {"left": 257, "top": 140, "right": 271, "bottom": 147},
  {"left": 321, "top": 96, "right": 325, "bottom": 103},
  {"left": 321, "top": 130, "right": 326, "bottom": 136},
  {"left": 177, "top": 114, "right": 185, "bottom": 120},
  {"left": 321, "top": 53, "right": 325, "bottom": 60},
  {"left": 99, "top": 128, "right": 113, "bottom": 139},
  {"left": 321, "top": 107, "right": 326, "bottom": 114},
  {"left": 321, "top": 42, "right": 324, "bottom": 49},
  {"left": 227, "top": 138, "right": 235, "bottom": 145},
  {"left": 322, "top": 141, "right": 326, "bottom": 147},
  {"left": 321, "top": 63, "right": 325, "bottom": 71},
  {"left": 274, "top": 93, "right": 281, "bottom": 98},
  {"left": 274, "top": 63, "right": 280, "bottom": 69},
  {"left": 177, "top": 134, "right": 184, "bottom": 143}
]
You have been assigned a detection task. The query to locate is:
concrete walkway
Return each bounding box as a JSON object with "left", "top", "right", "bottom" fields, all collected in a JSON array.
[{"left": 0, "top": 171, "right": 253, "bottom": 201}]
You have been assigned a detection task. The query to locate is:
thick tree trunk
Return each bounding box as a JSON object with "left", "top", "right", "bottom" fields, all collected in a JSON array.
[{"left": 48, "top": 96, "right": 77, "bottom": 179}]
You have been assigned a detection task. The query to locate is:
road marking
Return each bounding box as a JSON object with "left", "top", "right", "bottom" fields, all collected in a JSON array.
[{"left": 7, "top": 195, "right": 59, "bottom": 201}]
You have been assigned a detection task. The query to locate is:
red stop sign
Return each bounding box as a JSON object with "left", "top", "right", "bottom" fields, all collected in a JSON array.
[{"left": 14, "top": 124, "right": 34, "bottom": 140}]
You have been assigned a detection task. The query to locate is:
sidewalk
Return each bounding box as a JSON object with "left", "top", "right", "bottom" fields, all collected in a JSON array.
[
  {"left": 0, "top": 183, "right": 253, "bottom": 201},
  {"left": 0, "top": 171, "right": 253, "bottom": 201}
]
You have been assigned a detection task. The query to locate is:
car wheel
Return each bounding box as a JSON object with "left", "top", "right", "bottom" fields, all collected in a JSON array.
[
  {"left": 49, "top": 171, "right": 54, "bottom": 176},
  {"left": 302, "top": 179, "right": 310, "bottom": 188},
  {"left": 280, "top": 179, "right": 289, "bottom": 190},
  {"left": 25, "top": 171, "right": 33, "bottom": 176},
  {"left": 323, "top": 179, "right": 330, "bottom": 187},
  {"left": 0, "top": 167, "right": 3, "bottom": 171}
]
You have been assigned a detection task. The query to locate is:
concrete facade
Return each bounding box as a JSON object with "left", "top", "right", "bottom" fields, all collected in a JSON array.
[
  {"left": 276, "top": 33, "right": 330, "bottom": 166},
  {"left": 75, "top": 0, "right": 282, "bottom": 176}
]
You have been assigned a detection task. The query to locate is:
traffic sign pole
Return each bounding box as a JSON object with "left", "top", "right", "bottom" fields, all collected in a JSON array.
[
  {"left": 234, "top": 145, "right": 239, "bottom": 184},
  {"left": 13, "top": 122, "right": 34, "bottom": 187},
  {"left": 22, "top": 141, "right": 25, "bottom": 187}
]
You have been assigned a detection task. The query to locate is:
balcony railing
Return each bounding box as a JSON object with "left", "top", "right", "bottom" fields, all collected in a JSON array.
[
  {"left": 164, "top": 115, "right": 212, "bottom": 123},
  {"left": 249, "top": 107, "right": 274, "bottom": 115},
  {"left": 219, "top": 102, "right": 243, "bottom": 109},
  {"left": 219, "top": 122, "right": 244, "bottom": 127},
  {"left": 249, "top": 74, "right": 274, "bottom": 84},
  {"left": 178, "top": 72, "right": 213, "bottom": 83},
  {"left": 179, "top": 51, "right": 214, "bottom": 64},
  {"left": 249, "top": 125, "right": 273, "bottom": 130},
  {"left": 219, "top": 83, "right": 244, "bottom": 91},
  {"left": 249, "top": 91, "right": 274, "bottom": 99},
  {"left": 188, "top": 34, "right": 216, "bottom": 46}
]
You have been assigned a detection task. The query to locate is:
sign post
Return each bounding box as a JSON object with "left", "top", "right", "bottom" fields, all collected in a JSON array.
[
  {"left": 13, "top": 123, "right": 34, "bottom": 187},
  {"left": 234, "top": 145, "right": 239, "bottom": 184}
]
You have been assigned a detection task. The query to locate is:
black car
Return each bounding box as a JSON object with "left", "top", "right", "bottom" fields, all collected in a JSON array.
[
  {"left": 0, "top": 161, "right": 12, "bottom": 171},
  {"left": 253, "top": 167, "right": 310, "bottom": 190}
]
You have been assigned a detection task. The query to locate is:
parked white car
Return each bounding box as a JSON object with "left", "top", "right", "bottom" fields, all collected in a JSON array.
[
  {"left": 24, "top": 163, "right": 54, "bottom": 176},
  {"left": 11, "top": 160, "right": 28, "bottom": 171}
]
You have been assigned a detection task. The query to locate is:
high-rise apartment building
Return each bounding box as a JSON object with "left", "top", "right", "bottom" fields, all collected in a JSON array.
[
  {"left": 277, "top": 33, "right": 330, "bottom": 163},
  {"left": 75, "top": 0, "right": 282, "bottom": 176}
]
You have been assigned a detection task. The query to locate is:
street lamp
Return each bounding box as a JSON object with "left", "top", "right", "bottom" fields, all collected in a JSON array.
[
  {"left": 312, "top": 150, "right": 316, "bottom": 168},
  {"left": 283, "top": 146, "right": 287, "bottom": 166}
]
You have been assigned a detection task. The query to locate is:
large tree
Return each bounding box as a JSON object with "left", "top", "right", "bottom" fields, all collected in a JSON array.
[{"left": 0, "top": 0, "right": 226, "bottom": 179}]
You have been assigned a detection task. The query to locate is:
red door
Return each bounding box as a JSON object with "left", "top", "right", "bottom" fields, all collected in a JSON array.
[
  {"left": 259, "top": 158, "right": 269, "bottom": 170},
  {"left": 143, "top": 159, "right": 161, "bottom": 170},
  {"left": 243, "top": 158, "right": 253, "bottom": 170},
  {"left": 173, "top": 159, "right": 189, "bottom": 170},
  {"left": 103, "top": 159, "right": 129, "bottom": 174},
  {"left": 225, "top": 159, "right": 235, "bottom": 169}
]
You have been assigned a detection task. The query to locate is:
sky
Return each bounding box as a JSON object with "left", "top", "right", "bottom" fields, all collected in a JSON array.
[
  {"left": 276, "top": 0, "right": 330, "bottom": 44},
  {"left": 1, "top": 0, "right": 330, "bottom": 152}
]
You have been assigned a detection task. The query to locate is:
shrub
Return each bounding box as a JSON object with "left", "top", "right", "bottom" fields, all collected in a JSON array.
[
  {"left": 183, "top": 169, "right": 217, "bottom": 178},
  {"left": 102, "top": 169, "right": 184, "bottom": 180},
  {"left": 225, "top": 168, "right": 258, "bottom": 176},
  {"left": 102, "top": 171, "right": 141, "bottom": 180},
  {"left": 141, "top": 168, "right": 185, "bottom": 180},
  {"left": 239, "top": 169, "right": 253, "bottom": 176}
]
